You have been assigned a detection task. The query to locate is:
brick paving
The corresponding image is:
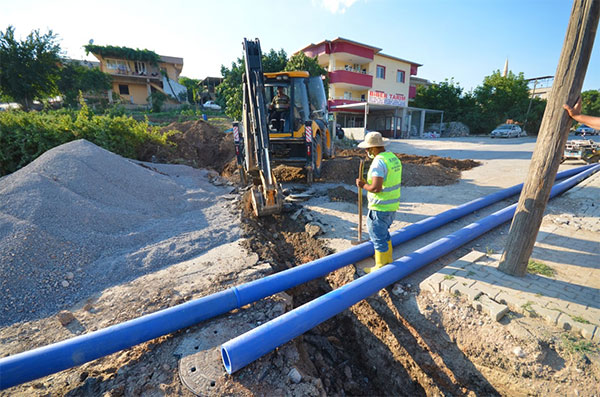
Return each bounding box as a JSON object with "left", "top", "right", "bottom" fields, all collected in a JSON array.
[{"left": 419, "top": 168, "right": 600, "bottom": 342}]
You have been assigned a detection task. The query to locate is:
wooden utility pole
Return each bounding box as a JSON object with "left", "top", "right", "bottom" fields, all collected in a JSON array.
[{"left": 499, "top": 0, "right": 599, "bottom": 277}]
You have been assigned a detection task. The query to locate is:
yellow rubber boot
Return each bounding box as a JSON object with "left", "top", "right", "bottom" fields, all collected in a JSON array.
[
  {"left": 383, "top": 240, "right": 393, "bottom": 264},
  {"left": 364, "top": 249, "right": 386, "bottom": 274},
  {"left": 364, "top": 240, "right": 393, "bottom": 274}
]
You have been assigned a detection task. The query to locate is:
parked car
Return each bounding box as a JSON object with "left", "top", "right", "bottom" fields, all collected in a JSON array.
[
  {"left": 203, "top": 100, "right": 222, "bottom": 110},
  {"left": 574, "top": 124, "right": 598, "bottom": 135},
  {"left": 490, "top": 124, "right": 522, "bottom": 138}
]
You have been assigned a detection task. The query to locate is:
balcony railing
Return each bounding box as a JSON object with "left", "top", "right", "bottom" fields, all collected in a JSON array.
[
  {"left": 329, "top": 69, "right": 373, "bottom": 88},
  {"left": 331, "top": 96, "right": 367, "bottom": 102},
  {"left": 329, "top": 66, "right": 371, "bottom": 75},
  {"left": 107, "top": 67, "right": 161, "bottom": 79}
]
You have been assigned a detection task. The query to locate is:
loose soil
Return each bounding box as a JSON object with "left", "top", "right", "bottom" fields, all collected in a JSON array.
[
  {"left": 139, "top": 120, "right": 235, "bottom": 172},
  {"left": 2, "top": 121, "right": 597, "bottom": 397},
  {"left": 223, "top": 147, "right": 481, "bottom": 186}
]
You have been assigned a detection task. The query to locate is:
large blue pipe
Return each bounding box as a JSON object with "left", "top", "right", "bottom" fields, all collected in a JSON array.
[
  {"left": 221, "top": 164, "right": 600, "bottom": 374},
  {"left": 0, "top": 164, "right": 591, "bottom": 390}
]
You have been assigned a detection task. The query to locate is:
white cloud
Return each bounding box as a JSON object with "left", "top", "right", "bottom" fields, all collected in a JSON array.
[{"left": 315, "top": 0, "right": 360, "bottom": 14}]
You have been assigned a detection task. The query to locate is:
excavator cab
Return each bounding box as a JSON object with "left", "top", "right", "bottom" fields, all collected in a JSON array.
[
  {"left": 264, "top": 72, "right": 310, "bottom": 135},
  {"left": 263, "top": 72, "right": 332, "bottom": 178}
]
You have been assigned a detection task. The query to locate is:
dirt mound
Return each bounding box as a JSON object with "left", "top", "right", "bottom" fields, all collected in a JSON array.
[
  {"left": 337, "top": 148, "right": 480, "bottom": 170},
  {"left": 222, "top": 145, "right": 480, "bottom": 187},
  {"left": 225, "top": 148, "right": 480, "bottom": 186},
  {"left": 140, "top": 120, "right": 235, "bottom": 172},
  {"left": 325, "top": 150, "right": 476, "bottom": 186},
  {"left": 327, "top": 186, "right": 356, "bottom": 203}
]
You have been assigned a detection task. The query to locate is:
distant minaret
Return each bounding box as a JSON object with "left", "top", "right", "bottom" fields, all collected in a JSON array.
[{"left": 502, "top": 58, "right": 509, "bottom": 77}]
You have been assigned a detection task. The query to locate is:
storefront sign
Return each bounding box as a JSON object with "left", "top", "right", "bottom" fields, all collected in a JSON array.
[{"left": 367, "top": 91, "right": 407, "bottom": 107}]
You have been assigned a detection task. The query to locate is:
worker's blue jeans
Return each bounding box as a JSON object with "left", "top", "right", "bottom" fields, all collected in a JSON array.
[{"left": 366, "top": 209, "right": 395, "bottom": 252}]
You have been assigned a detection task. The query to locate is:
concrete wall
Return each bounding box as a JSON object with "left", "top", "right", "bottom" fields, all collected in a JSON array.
[
  {"left": 369, "top": 54, "right": 410, "bottom": 99},
  {"left": 342, "top": 127, "right": 367, "bottom": 140}
]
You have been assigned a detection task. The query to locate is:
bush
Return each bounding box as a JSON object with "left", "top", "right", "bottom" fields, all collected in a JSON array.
[
  {"left": 148, "top": 91, "right": 168, "bottom": 113},
  {"left": 0, "top": 104, "right": 167, "bottom": 176}
]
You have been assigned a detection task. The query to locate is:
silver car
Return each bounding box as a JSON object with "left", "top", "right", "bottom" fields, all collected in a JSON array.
[{"left": 490, "top": 124, "right": 521, "bottom": 138}]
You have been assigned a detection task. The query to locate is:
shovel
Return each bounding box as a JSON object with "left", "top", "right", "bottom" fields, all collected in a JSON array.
[{"left": 351, "top": 160, "right": 368, "bottom": 245}]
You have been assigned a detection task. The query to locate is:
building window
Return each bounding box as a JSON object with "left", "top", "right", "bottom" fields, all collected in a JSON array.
[
  {"left": 119, "top": 84, "right": 130, "bottom": 95},
  {"left": 106, "top": 59, "right": 130, "bottom": 74},
  {"left": 397, "top": 70, "right": 405, "bottom": 83},
  {"left": 376, "top": 65, "right": 386, "bottom": 79},
  {"left": 134, "top": 61, "right": 147, "bottom": 75},
  {"left": 344, "top": 91, "right": 352, "bottom": 100}
]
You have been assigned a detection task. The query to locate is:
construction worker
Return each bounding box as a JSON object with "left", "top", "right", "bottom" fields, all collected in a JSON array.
[
  {"left": 355, "top": 131, "right": 403, "bottom": 274},
  {"left": 269, "top": 86, "right": 290, "bottom": 131}
]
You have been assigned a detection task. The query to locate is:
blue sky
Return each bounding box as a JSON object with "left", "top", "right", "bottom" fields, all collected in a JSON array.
[{"left": 2, "top": 0, "right": 598, "bottom": 92}]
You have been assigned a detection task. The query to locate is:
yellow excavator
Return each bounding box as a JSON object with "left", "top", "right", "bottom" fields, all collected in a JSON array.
[{"left": 233, "top": 38, "right": 333, "bottom": 216}]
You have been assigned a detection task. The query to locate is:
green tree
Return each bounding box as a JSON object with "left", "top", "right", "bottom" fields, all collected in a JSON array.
[
  {"left": 57, "top": 62, "right": 112, "bottom": 107},
  {"left": 148, "top": 91, "right": 168, "bottom": 113},
  {"left": 284, "top": 52, "right": 329, "bottom": 94},
  {"left": 471, "top": 70, "right": 531, "bottom": 133},
  {"left": 262, "top": 49, "right": 288, "bottom": 73},
  {"left": 523, "top": 97, "right": 547, "bottom": 136},
  {"left": 179, "top": 76, "right": 201, "bottom": 105},
  {"left": 581, "top": 89, "right": 600, "bottom": 117},
  {"left": 216, "top": 58, "right": 244, "bottom": 120},
  {"left": 216, "top": 48, "right": 289, "bottom": 120},
  {"left": 0, "top": 26, "right": 62, "bottom": 110},
  {"left": 411, "top": 79, "right": 467, "bottom": 122}
]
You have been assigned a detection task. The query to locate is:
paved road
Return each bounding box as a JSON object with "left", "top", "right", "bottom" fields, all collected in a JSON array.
[{"left": 387, "top": 135, "right": 599, "bottom": 189}]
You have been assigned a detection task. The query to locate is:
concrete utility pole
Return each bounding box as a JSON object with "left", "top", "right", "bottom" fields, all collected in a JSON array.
[{"left": 499, "top": 0, "right": 599, "bottom": 277}]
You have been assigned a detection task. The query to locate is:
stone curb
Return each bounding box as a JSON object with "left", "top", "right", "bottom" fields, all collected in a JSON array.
[{"left": 418, "top": 250, "right": 600, "bottom": 341}]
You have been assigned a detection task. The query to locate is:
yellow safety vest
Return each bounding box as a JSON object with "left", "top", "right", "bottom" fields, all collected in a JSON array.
[{"left": 367, "top": 151, "right": 403, "bottom": 212}]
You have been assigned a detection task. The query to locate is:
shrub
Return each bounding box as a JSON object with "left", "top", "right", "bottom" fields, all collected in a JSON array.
[{"left": 0, "top": 104, "right": 167, "bottom": 176}]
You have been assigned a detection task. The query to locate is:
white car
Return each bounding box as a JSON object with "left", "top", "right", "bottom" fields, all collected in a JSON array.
[
  {"left": 203, "top": 100, "right": 222, "bottom": 110},
  {"left": 490, "top": 124, "right": 521, "bottom": 138}
]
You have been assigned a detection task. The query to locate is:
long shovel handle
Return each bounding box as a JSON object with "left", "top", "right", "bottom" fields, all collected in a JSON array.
[{"left": 358, "top": 160, "right": 364, "bottom": 241}]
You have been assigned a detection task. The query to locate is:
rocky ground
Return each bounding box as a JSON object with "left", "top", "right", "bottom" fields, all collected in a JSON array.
[{"left": 1, "top": 121, "right": 598, "bottom": 396}]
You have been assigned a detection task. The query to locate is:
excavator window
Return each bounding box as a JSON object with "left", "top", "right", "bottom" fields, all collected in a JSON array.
[
  {"left": 293, "top": 78, "right": 310, "bottom": 130},
  {"left": 266, "top": 84, "right": 290, "bottom": 132}
]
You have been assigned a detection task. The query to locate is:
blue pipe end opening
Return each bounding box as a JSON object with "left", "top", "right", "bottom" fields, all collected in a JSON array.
[{"left": 221, "top": 346, "right": 233, "bottom": 374}]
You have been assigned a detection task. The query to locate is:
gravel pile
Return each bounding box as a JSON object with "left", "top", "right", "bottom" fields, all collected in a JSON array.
[{"left": 0, "top": 140, "right": 241, "bottom": 326}]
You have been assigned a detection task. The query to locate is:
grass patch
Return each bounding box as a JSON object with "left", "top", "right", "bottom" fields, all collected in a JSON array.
[
  {"left": 521, "top": 301, "right": 538, "bottom": 317},
  {"left": 571, "top": 315, "right": 591, "bottom": 324},
  {"left": 485, "top": 246, "right": 495, "bottom": 256},
  {"left": 527, "top": 260, "right": 556, "bottom": 277},
  {"left": 443, "top": 275, "right": 455, "bottom": 280},
  {"left": 561, "top": 334, "right": 597, "bottom": 355}
]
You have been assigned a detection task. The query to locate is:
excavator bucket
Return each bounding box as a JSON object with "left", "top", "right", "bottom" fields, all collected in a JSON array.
[{"left": 250, "top": 171, "right": 283, "bottom": 217}]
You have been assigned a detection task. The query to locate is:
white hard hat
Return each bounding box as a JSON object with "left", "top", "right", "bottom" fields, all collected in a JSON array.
[{"left": 357, "top": 131, "right": 389, "bottom": 148}]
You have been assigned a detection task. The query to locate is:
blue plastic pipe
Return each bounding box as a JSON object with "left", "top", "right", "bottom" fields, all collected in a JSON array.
[
  {"left": 220, "top": 164, "right": 600, "bottom": 374},
  {"left": 0, "top": 164, "right": 592, "bottom": 390}
]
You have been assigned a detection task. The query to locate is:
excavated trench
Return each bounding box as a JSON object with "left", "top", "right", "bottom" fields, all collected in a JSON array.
[
  {"left": 239, "top": 199, "right": 386, "bottom": 395},
  {"left": 238, "top": 197, "right": 503, "bottom": 396},
  {"left": 234, "top": 149, "right": 501, "bottom": 396},
  {"left": 145, "top": 121, "right": 497, "bottom": 394}
]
